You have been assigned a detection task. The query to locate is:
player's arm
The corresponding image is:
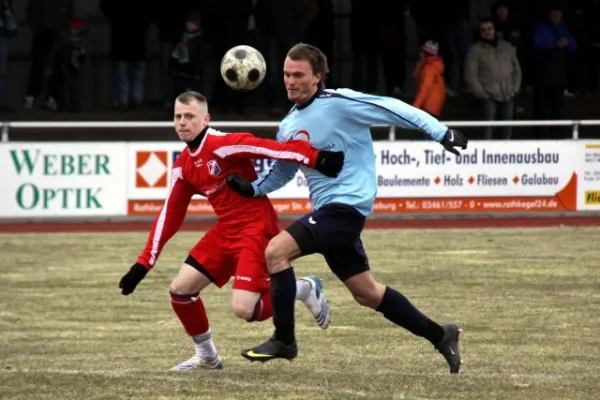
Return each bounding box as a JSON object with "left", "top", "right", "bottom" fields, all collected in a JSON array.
[
  {"left": 226, "top": 159, "right": 299, "bottom": 198},
  {"left": 223, "top": 130, "right": 304, "bottom": 198},
  {"left": 254, "top": 159, "right": 300, "bottom": 196},
  {"left": 338, "top": 89, "right": 468, "bottom": 155},
  {"left": 212, "top": 132, "right": 319, "bottom": 165},
  {"left": 118, "top": 166, "right": 194, "bottom": 295},
  {"left": 212, "top": 131, "right": 345, "bottom": 177},
  {"left": 215, "top": 132, "right": 344, "bottom": 193}
]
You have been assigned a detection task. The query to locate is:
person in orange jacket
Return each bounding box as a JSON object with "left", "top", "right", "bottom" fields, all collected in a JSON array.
[{"left": 412, "top": 40, "right": 445, "bottom": 117}]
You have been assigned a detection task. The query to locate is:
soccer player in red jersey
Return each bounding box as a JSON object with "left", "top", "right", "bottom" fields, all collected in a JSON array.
[{"left": 118, "top": 91, "right": 341, "bottom": 370}]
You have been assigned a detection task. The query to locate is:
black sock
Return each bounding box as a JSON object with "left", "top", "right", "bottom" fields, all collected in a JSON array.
[
  {"left": 376, "top": 286, "right": 445, "bottom": 345},
  {"left": 269, "top": 268, "right": 297, "bottom": 345}
]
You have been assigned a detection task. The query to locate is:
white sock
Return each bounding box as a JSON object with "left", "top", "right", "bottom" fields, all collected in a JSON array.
[
  {"left": 295, "top": 279, "right": 312, "bottom": 302},
  {"left": 191, "top": 329, "right": 218, "bottom": 358}
]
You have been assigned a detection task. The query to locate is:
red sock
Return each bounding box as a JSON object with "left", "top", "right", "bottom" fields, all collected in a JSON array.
[
  {"left": 170, "top": 292, "right": 209, "bottom": 336},
  {"left": 251, "top": 291, "right": 273, "bottom": 322}
]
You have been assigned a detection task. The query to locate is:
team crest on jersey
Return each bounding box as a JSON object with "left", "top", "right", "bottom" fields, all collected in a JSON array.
[
  {"left": 207, "top": 160, "right": 221, "bottom": 176},
  {"left": 291, "top": 129, "right": 310, "bottom": 142}
]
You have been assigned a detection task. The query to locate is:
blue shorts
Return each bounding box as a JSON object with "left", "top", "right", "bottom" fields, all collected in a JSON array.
[{"left": 285, "top": 203, "right": 370, "bottom": 282}]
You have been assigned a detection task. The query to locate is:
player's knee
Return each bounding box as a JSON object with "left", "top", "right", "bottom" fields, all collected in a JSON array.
[
  {"left": 264, "top": 231, "right": 301, "bottom": 273},
  {"left": 346, "top": 276, "right": 385, "bottom": 309},
  {"left": 169, "top": 262, "right": 212, "bottom": 294},
  {"left": 169, "top": 276, "right": 201, "bottom": 295},
  {"left": 169, "top": 279, "right": 188, "bottom": 295},
  {"left": 232, "top": 300, "right": 255, "bottom": 321},
  {"left": 265, "top": 240, "right": 286, "bottom": 272},
  {"left": 351, "top": 292, "right": 380, "bottom": 309}
]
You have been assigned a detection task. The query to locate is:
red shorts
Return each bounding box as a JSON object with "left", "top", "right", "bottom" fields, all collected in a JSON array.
[{"left": 188, "top": 225, "right": 274, "bottom": 293}]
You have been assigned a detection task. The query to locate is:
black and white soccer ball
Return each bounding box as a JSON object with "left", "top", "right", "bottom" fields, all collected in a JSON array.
[{"left": 220, "top": 45, "right": 267, "bottom": 91}]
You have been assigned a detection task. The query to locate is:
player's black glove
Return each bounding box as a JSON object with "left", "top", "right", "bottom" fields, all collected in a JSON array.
[
  {"left": 119, "top": 263, "right": 148, "bottom": 295},
  {"left": 226, "top": 174, "right": 255, "bottom": 198},
  {"left": 315, "top": 150, "right": 345, "bottom": 177},
  {"left": 440, "top": 129, "right": 468, "bottom": 156}
]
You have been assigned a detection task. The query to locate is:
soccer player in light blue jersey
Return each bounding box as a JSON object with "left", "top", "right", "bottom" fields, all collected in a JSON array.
[{"left": 226, "top": 43, "right": 468, "bottom": 373}]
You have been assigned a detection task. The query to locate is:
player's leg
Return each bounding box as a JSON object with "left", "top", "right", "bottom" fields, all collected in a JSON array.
[
  {"left": 228, "top": 234, "right": 275, "bottom": 322},
  {"left": 168, "top": 228, "right": 230, "bottom": 371},
  {"left": 230, "top": 234, "right": 330, "bottom": 328},
  {"left": 241, "top": 210, "right": 330, "bottom": 362},
  {"left": 328, "top": 239, "right": 462, "bottom": 374},
  {"left": 295, "top": 275, "right": 331, "bottom": 330},
  {"left": 168, "top": 258, "right": 222, "bottom": 371},
  {"left": 231, "top": 279, "right": 329, "bottom": 325}
]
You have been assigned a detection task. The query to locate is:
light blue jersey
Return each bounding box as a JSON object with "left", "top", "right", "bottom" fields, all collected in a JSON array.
[{"left": 251, "top": 88, "right": 449, "bottom": 217}]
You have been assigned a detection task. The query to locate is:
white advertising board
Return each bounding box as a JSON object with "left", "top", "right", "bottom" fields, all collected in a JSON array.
[{"left": 0, "top": 143, "right": 128, "bottom": 217}]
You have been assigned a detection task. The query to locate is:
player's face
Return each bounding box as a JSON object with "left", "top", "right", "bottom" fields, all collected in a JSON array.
[
  {"left": 174, "top": 100, "right": 210, "bottom": 142},
  {"left": 283, "top": 58, "right": 322, "bottom": 106}
]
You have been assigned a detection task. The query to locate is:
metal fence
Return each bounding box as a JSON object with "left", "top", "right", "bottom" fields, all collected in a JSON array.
[{"left": 2, "top": 120, "right": 599, "bottom": 142}]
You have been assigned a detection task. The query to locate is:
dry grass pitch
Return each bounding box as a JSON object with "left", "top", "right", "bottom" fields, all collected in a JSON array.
[{"left": 1, "top": 227, "right": 599, "bottom": 399}]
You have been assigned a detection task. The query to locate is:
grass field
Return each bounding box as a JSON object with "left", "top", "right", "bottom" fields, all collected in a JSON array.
[{"left": 1, "top": 227, "right": 599, "bottom": 400}]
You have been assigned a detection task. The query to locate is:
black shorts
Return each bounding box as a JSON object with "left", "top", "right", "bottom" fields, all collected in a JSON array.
[{"left": 285, "top": 203, "right": 369, "bottom": 282}]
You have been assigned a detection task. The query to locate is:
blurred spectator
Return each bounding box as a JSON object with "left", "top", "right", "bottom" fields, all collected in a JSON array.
[
  {"left": 350, "top": 0, "right": 379, "bottom": 94},
  {"left": 24, "top": 0, "right": 74, "bottom": 110},
  {"left": 254, "top": 0, "right": 307, "bottom": 110},
  {"left": 412, "top": 41, "right": 445, "bottom": 117},
  {"left": 379, "top": 0, "right": 408, "bottom": 97},
  {"left": 465, "top": 17, "right": 521, "bottom": 139},
  {"left": 168, "top": 12, "right": 207, "bottom": 101},
  {"left": 492, "top": 1, "right": 521, "bottom": 47},
  {"left": 410, "top": 0, "right": 471, "bottom": 97},
  {"left": 564, "top": 1, "right": 586, "bottom": 96},
  {"left": 151, "top": 1, "right": 197, "bottom": 108},
  {"left": 532, "top": 5, "right": 576, "bottom": 138},
  {"left": 100, "top": 0, "right": 151, "bottom": 110},
  {"left": 0, "top": 0, "right": 16, "bottom": 112},
  {"left": 579, "top": 0, "right": 600, "bottom": 95},
  {"left": 204, "top": 0, "right": 252, "bottom": 113},
  {"left": 45, "top": 16, "right": 86, "bottom": 112},
  {"left": 351, "top": 0, "right": 407, "bottom": 97},
  {"left": 303, "top": 0, "right": 335, "bottom": 87}
]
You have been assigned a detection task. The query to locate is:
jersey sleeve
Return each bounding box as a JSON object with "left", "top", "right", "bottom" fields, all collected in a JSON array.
[
  {"left": 335, "top": 88, "right": 448, "bottom": 142},
  {"left": 251, "top": 159, "right": 299, "bottom": 196},
  {"left": 211, "top": 132, "right": 319, "bottom": 167},
  {"left": 136, "top": 165, "right": 194, "bottom": 269}
]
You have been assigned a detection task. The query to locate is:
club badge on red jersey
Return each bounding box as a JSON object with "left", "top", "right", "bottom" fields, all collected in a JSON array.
[{"left": 207, "top": 160, "right": 221, "bottom": 176}]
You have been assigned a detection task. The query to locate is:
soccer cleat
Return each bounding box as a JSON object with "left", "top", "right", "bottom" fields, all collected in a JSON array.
[
  {"left": 241, "top": 338, "right": 298, "bottom": 363},
  {"left": 169, "top": 355, "right": 223, "bottom": 371},
  {"left": 301, "top": 275, "right": 331, "bottom": 329},
  {"left": 434, "top": 324, "right": 462, "bottom": 374}
]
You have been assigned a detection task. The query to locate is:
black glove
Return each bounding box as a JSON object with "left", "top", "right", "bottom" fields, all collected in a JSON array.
[
  {"left": 315, "top": 150, "right": 345, "bottom": 177},
  {"left": 119, "top": 263, "right": 148, "bottom": 295},
  {"left": 440, "top": 129, "right": 468, "bottom": 156},
  {"left": 226, "top": 174, "right": 255, "bottom": 198}
]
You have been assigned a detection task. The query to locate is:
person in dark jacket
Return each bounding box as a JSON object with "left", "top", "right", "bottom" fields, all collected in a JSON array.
[
  {"left": 24, "top": 0, "right": 74, "bottom": 109},
  {"left": 0, "top": 0, "right": 17, "bottom": 111},
  {"left": 100, "top": 0, "right": 151, "bottom": 109},
  {"left": 532, "top": 5, "right": 576, "bottom": 138},
  {"left": 169, "top": 11, "right": 208, "bottom": 101},
  {"left": 46, "top": 16, "right": 86, "bottom": 112}
]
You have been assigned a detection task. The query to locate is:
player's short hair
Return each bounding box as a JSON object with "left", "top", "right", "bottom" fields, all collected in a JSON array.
[
  {"left": 175, "top": 91, "right": 207, "bottom": 106},
  {"left": 287, "top": 43, "right": 329, "bottom": 86}
]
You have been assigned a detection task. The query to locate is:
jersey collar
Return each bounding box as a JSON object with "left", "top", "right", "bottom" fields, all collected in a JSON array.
[
  {"left": 186, "top": 125, "right": 209, "bottom": 150},
  {"left": 295, "top": 88, "right": 324, "bottom": 110}
]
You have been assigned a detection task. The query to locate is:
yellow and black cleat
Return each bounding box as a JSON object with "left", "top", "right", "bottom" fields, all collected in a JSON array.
[{"left": 241, "top": 338, "right": 298, "bottom": 363}]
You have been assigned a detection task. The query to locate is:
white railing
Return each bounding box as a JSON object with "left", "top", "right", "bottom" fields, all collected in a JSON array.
[{"left": 2, "top": 120, "right": 599, "bottom": 142}]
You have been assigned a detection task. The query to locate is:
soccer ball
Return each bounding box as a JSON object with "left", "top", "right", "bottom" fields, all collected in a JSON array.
[{"left": 220, "top": 45, "right": 267, "bottom": 91}]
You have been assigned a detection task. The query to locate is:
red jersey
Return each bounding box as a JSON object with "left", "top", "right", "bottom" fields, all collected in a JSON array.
[{"left": 137, "top": 127, "right": 320, "bottom": 269}]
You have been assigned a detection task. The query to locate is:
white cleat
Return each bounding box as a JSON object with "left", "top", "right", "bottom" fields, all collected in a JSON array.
[
  {"left": 169, "top": 355, "right": 223, "bottom": 371},
  {"left": 301, "top": 275, "right": 331, "bottom": 330}
]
